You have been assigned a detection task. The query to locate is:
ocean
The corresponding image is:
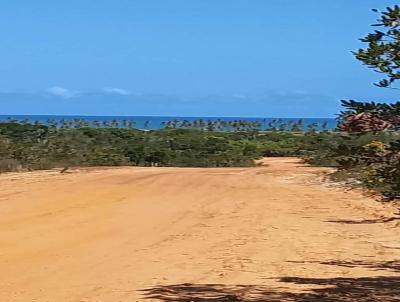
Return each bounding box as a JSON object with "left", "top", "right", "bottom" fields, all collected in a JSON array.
[{"left": 0, "top": 115, "right": 337, "bottom": 130}]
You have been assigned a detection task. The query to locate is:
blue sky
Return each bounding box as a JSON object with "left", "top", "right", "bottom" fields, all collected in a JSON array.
[{"left": 0, "top": 0, "right": 399, "bottom": 117}]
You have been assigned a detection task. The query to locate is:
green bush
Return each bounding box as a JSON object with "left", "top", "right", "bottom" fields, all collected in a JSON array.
[{"left": 1, "top": 121, "right": 399, "bottom": 200}]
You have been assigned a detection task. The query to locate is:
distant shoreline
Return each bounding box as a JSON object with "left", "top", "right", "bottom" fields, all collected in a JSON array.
[
  {"left": 0, "top": 115, "right": 337, "bottom": 130},
  {"left": 0, "top": 114, "right": 336, "bottom": 119}
]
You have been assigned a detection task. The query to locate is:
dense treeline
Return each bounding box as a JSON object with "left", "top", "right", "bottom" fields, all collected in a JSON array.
[
  {"left": 0, "top": 120, "right": 338, "bottom": 171},
  {"left": 2, "top": 117, "right": 330, "bottom": 132},
  {"left": 1, "top": 121, "right": 400, "bottom": 199},
  {"left": 0, "top": 122, "right": 267, "bottom": 170}
]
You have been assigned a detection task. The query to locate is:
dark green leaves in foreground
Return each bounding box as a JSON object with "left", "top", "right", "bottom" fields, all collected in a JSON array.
[
  {"left": 354, "top": 6, "right": 400, "bottom": 88},
  {"left": 338, "top": 100, "right": 400, "bottom": 132}
]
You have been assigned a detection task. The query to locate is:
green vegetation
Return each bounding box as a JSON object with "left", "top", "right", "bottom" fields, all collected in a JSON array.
[
  {"left": 338, "top": 100, "right": 400, "bottom": 132},
  {"left": 1, "top": 6, "right": 400, "bottom": 202},
  {"left": 354, "top": 5, "right": 400, "bottom": 89},
  {"left": 329, "top": 6, "right": 400, "bottom": 200},
  {"left": 1, "top": 120, "right": 399, "bottom": 199},
  {"left": 2, "top": 117, "right": 331, "bottom": 132},
  {"left": 0, "top": 122, "right": 265, "bottom": 170},
  {"left": 0, "top": 120, "right": 333, "bottom": 170},
  {"left": 306, "top": 132, "right": 400, "bottom": 200}
]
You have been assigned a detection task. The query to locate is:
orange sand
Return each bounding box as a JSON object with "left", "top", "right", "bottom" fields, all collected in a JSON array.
[{"left": 0, "top": 158, "right": 399, "bottom": 301}]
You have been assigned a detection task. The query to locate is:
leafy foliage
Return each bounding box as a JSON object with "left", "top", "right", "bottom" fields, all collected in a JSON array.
[
  {"left": 331, "top": 6, "right": 400, "bottom": 200},
  {"left": 354, "top": 5, "right": 400, "bottom": 88},
  {"left": 338, "top": 99, "right": 400, "bottom": 132},
  {"left": 1, "top": 121, "right": 399, "bottom": 199},
  {"left": 306, "top": 131, "right": 400, "bottom": 200},
  {"left": 0, "top": 122, "right": 270, "bottom": 169}
]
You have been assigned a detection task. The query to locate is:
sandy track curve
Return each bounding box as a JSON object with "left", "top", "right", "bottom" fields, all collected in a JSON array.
[{"left": 0, "top": 158, "right": 399, "bottom": 301}]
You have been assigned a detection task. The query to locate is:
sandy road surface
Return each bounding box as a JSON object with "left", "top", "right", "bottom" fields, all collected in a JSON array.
[{"left": 0, "top": 158, "right": 400, "bottom": 301}]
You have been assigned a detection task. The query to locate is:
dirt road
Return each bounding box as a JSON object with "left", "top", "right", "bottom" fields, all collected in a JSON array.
[{"left": 0, "top": 158, "right": 399, "bottom": 301}]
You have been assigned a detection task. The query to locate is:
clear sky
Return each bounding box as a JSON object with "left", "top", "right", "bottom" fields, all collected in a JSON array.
[{"left": 1, "top": 0, "right": 399, "bottom": 117}]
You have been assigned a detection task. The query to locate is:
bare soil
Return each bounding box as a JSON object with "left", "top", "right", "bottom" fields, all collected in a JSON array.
[{"left": 0, "top": 158, "right": 399, "bottom": 301}]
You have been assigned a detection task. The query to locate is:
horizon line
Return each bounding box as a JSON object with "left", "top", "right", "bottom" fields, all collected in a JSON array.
[{"left": 0, "top": 114, "right": 337, "bottom": 119}]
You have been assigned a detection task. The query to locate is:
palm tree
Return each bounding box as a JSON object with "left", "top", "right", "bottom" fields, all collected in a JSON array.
[
  {"left": 92, "top": 120, "right": 101, "bottom": 129},
  {"left": 307, "top": 122, "right": 319, "bottom": 133},
  {"left": 102, "top": 120, "right": 110, "bottom": 128},
  {"left": 322, "top": 121, "right": 329, "bottom": 131},
  {"left": 128, "top": 120, "right": 136, "bottom": 129},
  {"left": 291, "top": 122, "right": 302, "bottom": 132},
  {"left": 111, "top": 119, "right": 119, "bottom": 128}
]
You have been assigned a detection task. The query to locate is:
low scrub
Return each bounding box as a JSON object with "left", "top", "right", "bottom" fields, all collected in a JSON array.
[{"left": 1, "top": 121, "right": 399, "bottom": 200}]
